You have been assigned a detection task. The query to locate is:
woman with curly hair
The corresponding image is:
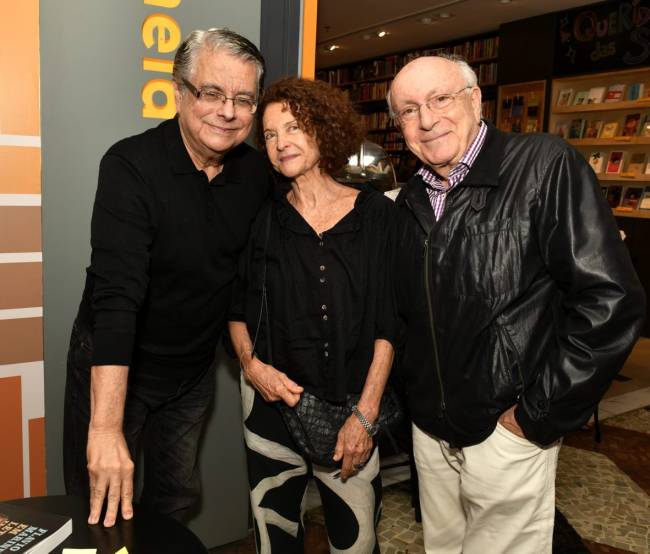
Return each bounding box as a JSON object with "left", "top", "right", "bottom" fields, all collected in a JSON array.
[{"left": 228, "top": 77, "right": 398, "bottom": 553}]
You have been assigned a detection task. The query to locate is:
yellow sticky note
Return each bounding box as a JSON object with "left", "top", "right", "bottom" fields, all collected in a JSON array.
[{"left": 115, "top": 548, "right": 129, "bottom": 554}]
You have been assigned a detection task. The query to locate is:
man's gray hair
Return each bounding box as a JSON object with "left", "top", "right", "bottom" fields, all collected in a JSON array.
[
  {"left": 173, "top": 28, "right": 265, "bottom": 96},
  {"left": 387, "top": 53, "right": 478, "bottom": 118}
]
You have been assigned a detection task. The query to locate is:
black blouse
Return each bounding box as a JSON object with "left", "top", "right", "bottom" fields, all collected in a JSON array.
[{"left": 230, "top": 186, "right": 398, "bottom": 402}]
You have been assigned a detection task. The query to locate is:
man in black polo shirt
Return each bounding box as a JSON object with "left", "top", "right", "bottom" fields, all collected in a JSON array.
[{"left": 63, "top": 28, "right": 270, "bottom": 527}]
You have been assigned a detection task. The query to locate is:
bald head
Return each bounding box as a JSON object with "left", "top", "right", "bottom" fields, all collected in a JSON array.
[
  {"left": 388, "top": 56, "right": 477, "bottom": 117},
  {"left": 387, "top": 55, "right": 482, "bottom": 178}
]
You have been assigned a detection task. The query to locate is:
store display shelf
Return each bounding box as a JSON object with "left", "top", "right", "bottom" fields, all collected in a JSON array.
[
  {"left": 599, "top": 174, "right": 650, "bottom": 182},
  {"left": 613, "top": 209, "right": 650, "bottom": 219},
  {"left": 553, "top": 100, "right": 650, "bottom": 114},
  {"left": 568, "top": 137, "right": 650, "bottom": 146}
]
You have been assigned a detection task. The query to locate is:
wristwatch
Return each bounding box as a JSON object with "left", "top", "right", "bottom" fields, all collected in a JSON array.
[{"left": 352, "top": 405, "right": 379, "bottom": 437}]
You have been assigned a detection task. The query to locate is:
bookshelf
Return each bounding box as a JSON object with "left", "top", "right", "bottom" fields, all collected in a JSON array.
[
  {"left": 317, "top": 34, "right": 499, "bottom": 182},
  {"left": 496, "top": 80, "right": 546, "bottom": 134},
  {"left": 549, "top": 67, "right": 650, "bottom": 219}
]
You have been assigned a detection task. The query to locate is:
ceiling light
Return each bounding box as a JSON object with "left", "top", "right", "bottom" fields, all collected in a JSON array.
[
  {"left": 327, "top": 44, "right": 340, "bottom": 51},
  {"left": 377, "top": 30, "right": 388, "bottom": 38},
  {"left": 438, "top": 12, "right": 452, "bottom": 18}
]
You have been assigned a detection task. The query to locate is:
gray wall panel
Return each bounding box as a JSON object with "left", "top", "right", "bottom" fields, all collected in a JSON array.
[{"left": 40, "top": 0, "right": 261, "bottom": 547}]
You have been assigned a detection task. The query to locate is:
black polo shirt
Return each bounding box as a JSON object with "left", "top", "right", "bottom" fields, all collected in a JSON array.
[{"left": 76, "top": 116, "right": 270, "bottom": 378}]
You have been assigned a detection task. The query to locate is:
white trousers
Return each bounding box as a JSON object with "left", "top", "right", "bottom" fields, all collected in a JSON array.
[{"left": 412, "top": 421, "right": 561, "bottom": 554}]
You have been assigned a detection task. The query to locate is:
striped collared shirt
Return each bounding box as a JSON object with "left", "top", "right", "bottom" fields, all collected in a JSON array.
[{"left": 417, "top": 121, "right": 487, "bottom": 221}]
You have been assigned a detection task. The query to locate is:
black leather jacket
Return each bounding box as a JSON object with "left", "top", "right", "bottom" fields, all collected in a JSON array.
[{"left": 395, "top": 122, "right": 645, "bottom": 447}]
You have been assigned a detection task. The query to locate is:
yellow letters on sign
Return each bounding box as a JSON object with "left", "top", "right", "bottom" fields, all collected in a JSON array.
[
  {"left": 142, "top": 13, "right": 181, "bottom": 53},
  {"left": 142, "top": 79, "right": 176, "bottom": 119},
  {"left": 144, "top": 0, "right": 181, "bottom": 6}
]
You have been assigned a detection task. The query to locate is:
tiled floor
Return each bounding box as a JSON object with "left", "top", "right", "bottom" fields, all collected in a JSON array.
[{"left": 210, "top": 339, "right": 650, "bottom": 553}]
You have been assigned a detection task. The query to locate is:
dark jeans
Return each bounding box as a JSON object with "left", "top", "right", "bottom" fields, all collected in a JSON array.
[{"left": 63, "top": 322, "right": 215, "bottom": 520}]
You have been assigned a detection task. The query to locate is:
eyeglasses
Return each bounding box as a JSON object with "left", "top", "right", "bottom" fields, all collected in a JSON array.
[
  {"left": 395, "top": 86, "right": 472, "bottom": 124},
  {"left": 182, "top": 78, "right": 258, "bottom": 114}
]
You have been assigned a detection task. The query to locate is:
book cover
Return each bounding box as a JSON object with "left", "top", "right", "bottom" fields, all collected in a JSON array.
[
  {"left": 568, "top": 118, "right": 585, "bottom": 139},
  {"left": 627, "top": 152, "right": 646, "bottom": 175},
  {"left": 584, "top": 120, "right": 603, "bottom": 138},
  {"left": 600, "top": 121, "right": 619, "bottom": 139},
  {"left": 0, "top": 503, "right": 72, "bottom": 553},
  {"left": 621, "top": 187, "right": 644, "bottom": 209},
  {"left": 573, "top": 90, "right": 589, "bottom": 106},
  {"left": 622, "top": 113, "right": 641, "bottom": 137},
  {"left": 588, "top": 151, "right": 605, "bottom": 174},
  {"left": 645, "top": 161, "right": 650, "bottom": 175},
  {"left": 525, "top": 119, "right": 538, "bottom": 133},
  {"left": 587, "top": 86, "right": 606, "bottom": 104},
  {"left": 606, "top": 185, "right": 623, "bottom": 208},
  {"left": 626, "top": 83, "right": 645, "bottom": 101},
  {"left": 605, "top": 84, "right": 626, "bottom": 102},
  {"left": 642, "top": 119, "right": 650, "bottom": 137},
  {"left": 554, "top": 121, "right": 569, "bottom": 139},
  {"left": 606, "top": 151, "right": 626, "bottom": 174},
  {"left": 639, "top": 186, "right": 650, "bottom": 210},
  {"left": 556, "top": 88, "right": 574, "bottom": 107}
]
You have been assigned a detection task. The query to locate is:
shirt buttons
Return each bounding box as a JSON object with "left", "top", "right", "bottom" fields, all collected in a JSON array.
[
  {"left": 322, "top": 314, "right": 328, "bottom": 321},
  {"left": 320, "top": 277, "right": 326, "bottom": 284},
  {"left": 321, "top": 304, "right": 327, "bottom": 311},
  {"left": 324, "top": 351, "right": 329, "bottom": 357},
  {"left": 324, "top": 342, "right": 329, "bottom": 348},
  {"left": 320, "top": 265, "right": 326, "bottom": 271}
]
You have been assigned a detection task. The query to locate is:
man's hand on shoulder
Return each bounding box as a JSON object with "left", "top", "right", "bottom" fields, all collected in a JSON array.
[
  {"left": 498, "top": 405, "right": 525, "bottom": 438},
  {"left": 87, "top": 428, "right": 134, "bottom": 526}
]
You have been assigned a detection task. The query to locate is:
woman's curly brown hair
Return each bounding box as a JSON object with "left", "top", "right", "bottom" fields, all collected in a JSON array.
[{"left": 256, "top": 77, "right": 365, "bottom": 174}]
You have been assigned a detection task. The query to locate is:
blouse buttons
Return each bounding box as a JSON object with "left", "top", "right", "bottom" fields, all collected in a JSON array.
[
  {"left": 320, "top": 277, "right": 326, "bottom": 284},
  {"left": 320, "top": 265, "right": 326, "bottom": 271},
  {"left": 321, "top": 304, "right": 327, "bottom": 311},
  {"left": 322, "top": 314, "right": 328, "bottom": 321}
]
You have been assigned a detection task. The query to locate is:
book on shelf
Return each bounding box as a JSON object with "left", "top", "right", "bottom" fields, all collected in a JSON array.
[
  {"left": 646, "top": 161, "right": 650, "bottom": 174},
  {"left": 622, "top": 113, "right": 641, "bottom": 137},
  {"left": 639, "top": 186, "right": 650, "bottom": 210},
  {"left": 587, "top": 86, "right": 606, "bottom": 104},
  {"left": 525, "top": 119, "right": 538, "bottom": 133},
  {"left": 606, "top": 185, "right": 623, "bottom": 208},
  {"left": 626, "top": 83, "right": 645, "bottom": 101},
  {"left": 568, "top": 119, "right": 585, "bottom": 139},
  {"left": 627, "top": 152, "right": 646, "bottom": 175},
  {"left": 554, "top": 121, "right": 569, "bottom": 139},
  {"left": 573, "top": 90, "right": 589, "bottom": 106},
  {"left": 621, "top": 186, "right": 644, "bottom": 209},
  {"left": 642, "top": 119, "right": 650, "bottom": 137},
  {"left": 606, "top": 151, "right": 626, "bottom": 174},
  {"left": 556, "top": 88, "right": 574, "bottom": 107},
  {"left": 584, "top": 120, "right": 603, "bottom": 138},
  {"left": 588, "top": 151, "right": 605, "bottom": 174},
  {"left": 0, "top": 502, "right": 72, "bottom": 553},
  {"left": 600, "top": 121, "right": 619, "bottom": 139},
  {"left": 604, "top": 84, "right": 626, "bottom": 102}
]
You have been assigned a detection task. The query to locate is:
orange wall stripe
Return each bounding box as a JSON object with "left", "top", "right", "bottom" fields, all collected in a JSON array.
[
  {"left": 0, "top": 376, "right": 24, "bottom": 500},
  {"left": 301, "top": 0, "right": 318, "bottom": 79},
  {"left": 0, "top": 147, "right": 41, "bottom": 194},
  {"left": 0, "top": 207, "right": 42, "bottom": 252},
  {"left": 0, "top": 1, "right": 40, "bottom": 136},
  {"left": 0, "top": 263, "right": 43, "bottom": 309},
  {"left": 28, "top": 417, "right": 46, "bottom": 497},
  {"left": 0, "top": 318, "right": 43, "bottom": 365}
]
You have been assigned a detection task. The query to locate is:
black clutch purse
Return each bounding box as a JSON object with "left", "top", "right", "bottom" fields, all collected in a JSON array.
[{"left": 277, "top": 388, "right": 403, "bottom": 468}]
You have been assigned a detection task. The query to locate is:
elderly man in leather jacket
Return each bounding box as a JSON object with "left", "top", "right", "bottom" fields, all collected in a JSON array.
[{"left": 389, "top": 55, "right": 645, "bottom": 554}]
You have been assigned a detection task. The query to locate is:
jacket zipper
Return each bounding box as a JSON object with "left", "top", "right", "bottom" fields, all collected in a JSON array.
[
  {"left": 499, "top": 324, "right": 524, "bottom": 399},
  {"left": 423, "top": 237, "right": 446, "bottom": 415}
]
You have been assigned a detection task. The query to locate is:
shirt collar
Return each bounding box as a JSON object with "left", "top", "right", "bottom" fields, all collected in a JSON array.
[{"left": 164, "top": 115, "right": 249, "bottom": 184}]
